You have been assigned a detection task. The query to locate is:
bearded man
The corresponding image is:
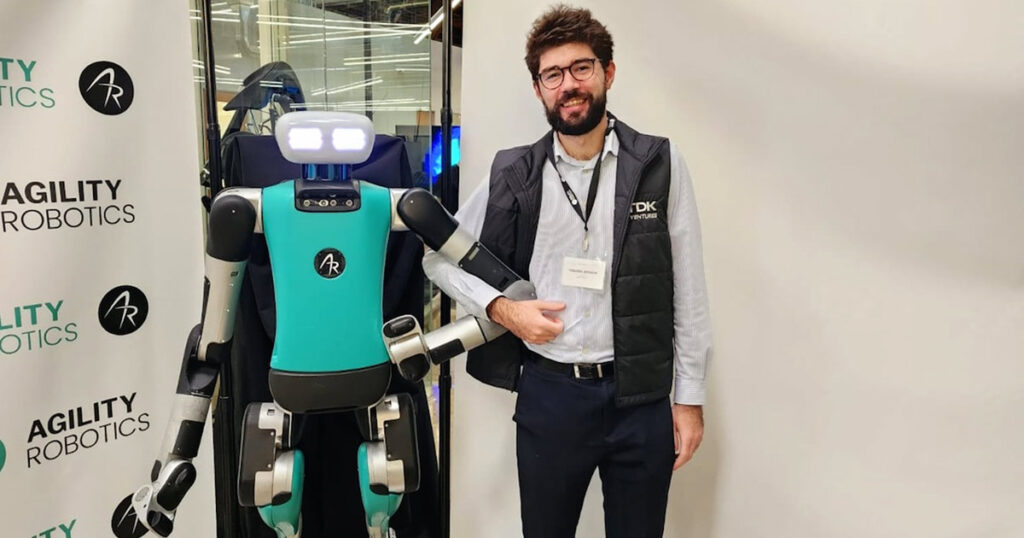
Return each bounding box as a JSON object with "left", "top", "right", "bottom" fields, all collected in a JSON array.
[{"left": 423, "top": 6, "right": 712, "bottom": 537}]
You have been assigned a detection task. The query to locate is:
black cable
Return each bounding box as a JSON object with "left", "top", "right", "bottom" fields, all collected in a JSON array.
[
  {"left": 201, "top": 0, "right": 224, "bottom": 199},
  {"left": 439, "top": 0, "right": 455, "bottom": 536},
  {"left": 199, "top": 2, "right": 237, "bottom": 537}
]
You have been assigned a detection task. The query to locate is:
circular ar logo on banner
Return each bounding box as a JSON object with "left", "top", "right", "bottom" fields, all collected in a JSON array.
[
  {"left": 314, "top": 248, "right": 346, "bottom": 279},
  {"left": 98, "top": 285, "right": 149, "bottom": 335},
  {"left": 0, "top": 439, "right": 6, "bottom": 474},
  {"left": 79, "top": 61, "right": 134, "bottom": 115}
]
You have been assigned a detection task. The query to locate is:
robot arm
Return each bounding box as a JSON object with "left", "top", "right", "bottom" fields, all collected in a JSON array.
[
  {"left": 383, "top": 188, "right": 535, "bottom": 380},
  {"left": 112, "top": 191, "right": 258, "bottom": 538},
  {"left": 395, "top": 188, "right": 522, "bottom": 291}
]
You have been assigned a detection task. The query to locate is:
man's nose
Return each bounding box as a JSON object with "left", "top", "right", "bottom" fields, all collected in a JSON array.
[{"left": 558, "top": 70, "right": 582, "bottom": 92}]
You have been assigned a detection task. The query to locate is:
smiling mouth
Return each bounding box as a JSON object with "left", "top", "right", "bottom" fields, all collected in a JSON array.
[{"left": 561, "top": 97, "right": 588, "bottom": 108}]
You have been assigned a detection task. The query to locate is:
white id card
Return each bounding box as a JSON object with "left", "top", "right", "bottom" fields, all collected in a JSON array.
[{"left": 561, "top": 256, "right": 607, "bottom": 291}]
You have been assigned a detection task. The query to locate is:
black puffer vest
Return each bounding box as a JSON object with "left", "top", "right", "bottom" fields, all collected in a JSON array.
[{"left": 466, "top": 114, "right": 674, "bottom": 407}]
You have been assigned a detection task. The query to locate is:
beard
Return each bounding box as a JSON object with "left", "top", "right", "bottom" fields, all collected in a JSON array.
[{"left": 544, "top": 89, "right": 607, "bottom": 136}]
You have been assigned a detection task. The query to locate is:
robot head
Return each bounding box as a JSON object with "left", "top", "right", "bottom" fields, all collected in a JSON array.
[{"left": 274, "top": 111, "right": 375, "bottom": 166}]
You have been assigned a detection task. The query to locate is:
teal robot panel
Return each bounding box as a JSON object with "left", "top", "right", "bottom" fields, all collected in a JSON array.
[{"left": 262, "top": 180, "right": 392, "bottom": 373}]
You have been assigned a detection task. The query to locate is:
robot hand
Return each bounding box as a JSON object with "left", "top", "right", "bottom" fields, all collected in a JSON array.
[{"left": 112, "top": 459, "right": 197, "bottom": 538}]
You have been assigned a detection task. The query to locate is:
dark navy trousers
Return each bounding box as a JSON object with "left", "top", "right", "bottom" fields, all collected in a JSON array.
[{"left": 513, "top": 358, "right": 675, "bottom": 538}]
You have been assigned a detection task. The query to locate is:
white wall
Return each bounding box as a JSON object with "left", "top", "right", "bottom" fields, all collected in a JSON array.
[{"left": 453, "top": 1, "right": 1024, "bottom": 536}]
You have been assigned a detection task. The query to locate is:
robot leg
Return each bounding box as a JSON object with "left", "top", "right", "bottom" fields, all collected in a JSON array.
[
  {"left": 238, "top": 402, "right": 304, "bottom": 538},
  {"left": 256, "top": 450, "right": 304, "bottom": 538},
  {"left": 356, "top": 394, "right": 420, "bottom": 537}
]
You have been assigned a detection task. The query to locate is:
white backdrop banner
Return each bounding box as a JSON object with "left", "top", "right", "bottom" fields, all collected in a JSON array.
[{"left": 0, "top": 2, "right": 215, "bottom": 536}]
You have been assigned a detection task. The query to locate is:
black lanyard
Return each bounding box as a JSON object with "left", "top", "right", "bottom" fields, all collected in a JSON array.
[{"left": 548, "top": 121, "right": 614, "bottom": 252}]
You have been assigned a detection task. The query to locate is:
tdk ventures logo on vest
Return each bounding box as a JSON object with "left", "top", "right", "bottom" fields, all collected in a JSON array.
[
  {"left": 26, "top": 393, "right": 150, "bottom": 469},
  {"left": 315, "top": 248, "right": 346, "bottom": 279},
  {"left": 629, "top": 200, "right": 659, "bottom": 221},
  {"left": 98, "top": 286, "right": 148, "bottom": 335},
  {"left": 79, "top": 61, "right": 133, "bottom": 115},
  {"left": 0, "top": 300, "right": 78, "bottom": 356},
  {"left": 0, "top": 57, "right": 56, "bottom": 109}
]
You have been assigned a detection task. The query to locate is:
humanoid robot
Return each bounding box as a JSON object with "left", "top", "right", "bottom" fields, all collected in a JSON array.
[{"left": 111, "top": 111, "right": 534, "bottom": 538}]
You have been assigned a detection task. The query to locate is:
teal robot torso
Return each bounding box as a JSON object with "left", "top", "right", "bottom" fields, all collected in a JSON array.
[{"left": 261, "top": 180, "right": 392, "bottom": 374}]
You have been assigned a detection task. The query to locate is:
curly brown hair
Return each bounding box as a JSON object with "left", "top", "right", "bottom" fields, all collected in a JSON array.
[{"left": 524, "top": 5, "right": 614, "bottom": 79}]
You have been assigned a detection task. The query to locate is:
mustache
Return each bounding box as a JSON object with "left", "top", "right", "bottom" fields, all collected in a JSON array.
[{"left": 557, "top": 91, "right": 591, "bottom": 107}]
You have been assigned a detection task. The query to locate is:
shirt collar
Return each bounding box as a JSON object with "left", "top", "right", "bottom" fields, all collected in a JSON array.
[{"left": 552, "top": 125, "right": 619, "bottom": 167}]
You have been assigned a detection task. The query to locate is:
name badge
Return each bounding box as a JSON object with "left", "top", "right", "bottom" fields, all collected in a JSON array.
[{"left": 561, "top": 256, "right": 606, "bottom": 291}]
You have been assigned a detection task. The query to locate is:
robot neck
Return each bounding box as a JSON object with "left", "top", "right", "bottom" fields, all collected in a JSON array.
[{"left": 302, "top": 163, "right": 352, "bottom": 182}]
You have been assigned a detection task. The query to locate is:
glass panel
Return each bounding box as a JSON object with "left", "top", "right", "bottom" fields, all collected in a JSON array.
[{"left": 189, "top": 0, "right": 432, "bottom": 141}]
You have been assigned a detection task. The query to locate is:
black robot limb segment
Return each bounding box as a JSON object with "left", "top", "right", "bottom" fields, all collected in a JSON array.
[{"left": 113, "top": 192, "right": 258, "bottom": 538}]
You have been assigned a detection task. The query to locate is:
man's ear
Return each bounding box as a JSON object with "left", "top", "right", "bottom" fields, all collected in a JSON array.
[
  {"left": 533, "top": 80, "right": 543, "bottom": 101},
  {"left": 604, "top": 60, "right": 616, "bottom": 89}
]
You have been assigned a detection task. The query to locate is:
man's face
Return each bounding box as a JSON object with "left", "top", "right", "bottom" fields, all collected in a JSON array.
[{"left": 534, "top": 42, "right": 615, "bottom": 136}]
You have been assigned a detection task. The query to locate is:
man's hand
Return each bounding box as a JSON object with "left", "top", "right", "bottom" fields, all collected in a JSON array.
[
  {"left": 487, "top": 296, "right": 566, "bottom": 345},
  {"left": 672, "top": 404, "right": 704, "bottom": 470}
]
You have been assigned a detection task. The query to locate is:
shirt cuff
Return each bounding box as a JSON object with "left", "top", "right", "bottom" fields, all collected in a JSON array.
[
  {"left": 466, "top": 286, "right": 504, "bottom": 321},
  {"left": 673, "top": 378, "right": 707, "bottom": 405}
]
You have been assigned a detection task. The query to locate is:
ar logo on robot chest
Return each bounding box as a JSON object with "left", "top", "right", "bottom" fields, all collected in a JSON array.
[
  {"left": 315, "top": 248, "right": 346, "bottom": 279},
  {"left": 97, "top": 286, "right": 148, "bottom": 335},
  {"left": 78, "top": 61, "right": 134, "bottom": 115}
]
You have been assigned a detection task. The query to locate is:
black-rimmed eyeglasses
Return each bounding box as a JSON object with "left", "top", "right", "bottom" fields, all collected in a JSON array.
[{"left": 535, "top": 58, "right": 599, "bottom": 90}]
